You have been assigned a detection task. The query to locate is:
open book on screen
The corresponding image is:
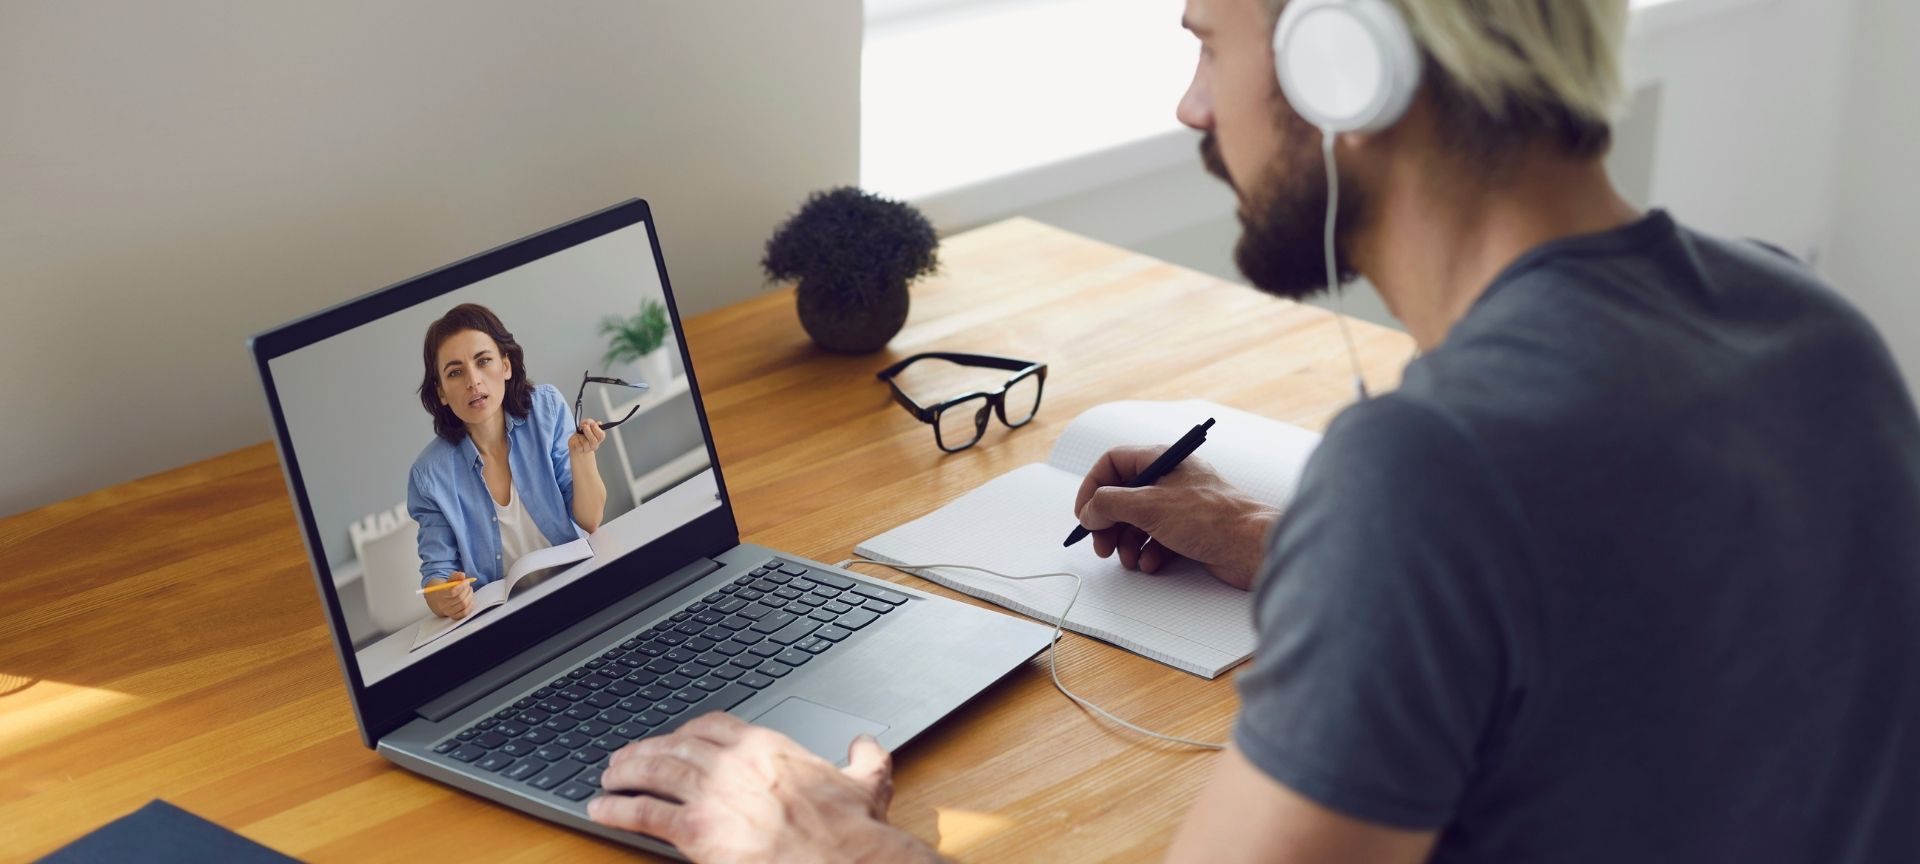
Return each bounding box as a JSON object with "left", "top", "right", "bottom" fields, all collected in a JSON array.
[
  {"left": 854, "top": 400, "right": 1320, "bottom": 678},
  {"left": 409, "top": 536, "right": 594, "bottom": 651}
]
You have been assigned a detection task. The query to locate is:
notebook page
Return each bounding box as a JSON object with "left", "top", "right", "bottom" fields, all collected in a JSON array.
[
  {"left": 855, "top": 463, "right": 1255, "bottom": 677},
  {"left": 1047, "top": 400, "right": 1321, "bottom": 510}
]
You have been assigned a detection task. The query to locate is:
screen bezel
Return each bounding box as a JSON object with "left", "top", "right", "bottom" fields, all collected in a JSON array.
[{"left": 248, "top": 199, "right": 740, "bottom": 746}]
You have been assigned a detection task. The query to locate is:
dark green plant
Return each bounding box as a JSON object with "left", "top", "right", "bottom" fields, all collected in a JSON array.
[
  {"left": 599, "top": 298, "right": 669, "bottom": 366},
  {"left": 762, "top": 186, "right": 939, "bottom": 295}
]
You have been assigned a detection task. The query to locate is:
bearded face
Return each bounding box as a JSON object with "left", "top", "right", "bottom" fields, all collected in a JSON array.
[{"left": 1198, "top": 116, "right": 1363, "bottom": 302}]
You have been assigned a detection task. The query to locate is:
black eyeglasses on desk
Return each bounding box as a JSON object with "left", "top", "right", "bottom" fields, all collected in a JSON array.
[
  {"left": 876, "top": 352, "right": 1048, "bottom": 453},
  {"left": 574, "top": 371, "right": 650, "bottom": 431}
]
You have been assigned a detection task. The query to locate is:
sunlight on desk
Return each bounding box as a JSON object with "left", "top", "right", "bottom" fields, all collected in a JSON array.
[
  {"left": 936, "top": 807, "right": 1015, "bottom": 857},
  {"left": 0, "top": 677, "right": 138, "bottom": 758},
  {"left": 0, "top": 671, "right": 32, "bottom": 697}
]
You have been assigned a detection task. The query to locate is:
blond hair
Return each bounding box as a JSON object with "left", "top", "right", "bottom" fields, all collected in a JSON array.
[{"left": 1272, "top": 0, "right": 1629, "bottom": 158}]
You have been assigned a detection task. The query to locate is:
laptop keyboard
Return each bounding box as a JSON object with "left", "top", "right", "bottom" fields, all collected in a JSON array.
[{"left": 428, "top": 558, "right": 911, "bottom": 803}]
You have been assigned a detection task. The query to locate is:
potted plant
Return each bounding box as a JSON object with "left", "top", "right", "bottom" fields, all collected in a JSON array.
[
  {"left": 762, "top": 186, "right": 939, "bottom": 354},
  {"left": 600, "top": 297, "right": 673, "bottom": 386}
]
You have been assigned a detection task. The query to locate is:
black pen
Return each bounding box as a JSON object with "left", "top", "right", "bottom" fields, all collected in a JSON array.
[{"left": 1064, "top": 417, "right": 1216, "bottom": 547}]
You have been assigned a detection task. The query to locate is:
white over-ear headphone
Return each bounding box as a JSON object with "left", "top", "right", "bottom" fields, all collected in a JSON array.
[
  {"left": 1272, "top": 0, "right": 1421, "bottom": 400},
  {"left": 1274, "top": 0, "right": 1422, "bottom": 134}
]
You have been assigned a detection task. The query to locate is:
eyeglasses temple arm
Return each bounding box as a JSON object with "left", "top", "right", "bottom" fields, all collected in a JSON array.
[
  {"left": 877, "top": 352, "right": 1041, "bottom": 380},
  {"left": 585, "top": 376, "right": 649, "bottom": 389},
  {"left": 594, "top": 403, "right": 645, "bottom": 431},
  {"left": 920, "top": 352, "right": 1036, "bottom": 372},
  {"left": 883, "top": 378, "right": 934, "bottom": 422}
]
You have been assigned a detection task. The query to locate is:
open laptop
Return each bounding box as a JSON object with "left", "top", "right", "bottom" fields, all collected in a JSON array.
[{"left": 248, "top": 198, "right": 1051, "bottom": 858}]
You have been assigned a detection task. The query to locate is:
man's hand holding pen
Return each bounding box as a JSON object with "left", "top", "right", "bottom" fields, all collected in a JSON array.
[{"left": 1071, "top": 446, "right": 1278, "bottom": 592}]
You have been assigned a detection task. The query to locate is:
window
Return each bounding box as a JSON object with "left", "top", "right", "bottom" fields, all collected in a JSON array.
[{"left": 862, "top": 0, "right": 1195, "bottom": 203}]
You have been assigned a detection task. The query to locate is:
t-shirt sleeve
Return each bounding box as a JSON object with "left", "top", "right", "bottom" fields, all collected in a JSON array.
[{"left": 1233, "top": 394, "right": 1533, "bottom": 829}]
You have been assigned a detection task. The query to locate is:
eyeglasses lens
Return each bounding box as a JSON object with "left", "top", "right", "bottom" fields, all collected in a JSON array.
[
  {"left": 1003, "top": 373, "right": 1043, "bottom": 426},
  {"left": 935, "top": 396, "right": 991, "bottom": 451}
]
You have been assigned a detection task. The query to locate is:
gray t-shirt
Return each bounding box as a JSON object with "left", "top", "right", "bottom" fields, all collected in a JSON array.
[{"left": 1235, "top": 210, "right": 1920, "bottom": 861}]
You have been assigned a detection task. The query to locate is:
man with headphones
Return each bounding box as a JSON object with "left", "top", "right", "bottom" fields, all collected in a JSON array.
[{"left": 587, "top": 1, "right": 1920, "bottom": 861}]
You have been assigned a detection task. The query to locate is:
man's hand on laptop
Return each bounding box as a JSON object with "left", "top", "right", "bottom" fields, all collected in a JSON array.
[
  {"left": 424, "top": 573, "right": 475, "bottom": 619},
  {"left": 1073, "top": 446, "right": 1279, "bottom": 590},
  {"left": 589, "top": 712, "right": 943, "bottom": 864}
]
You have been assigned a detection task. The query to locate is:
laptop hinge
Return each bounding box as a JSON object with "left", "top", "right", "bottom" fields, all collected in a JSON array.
[{"left": 415, "top": 555, "right": 725, "bottom": 722}]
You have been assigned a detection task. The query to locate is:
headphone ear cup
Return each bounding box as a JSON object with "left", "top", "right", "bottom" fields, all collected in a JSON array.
[{"left": 1274, "top": 0, "right": 1422, "bottom": 134}]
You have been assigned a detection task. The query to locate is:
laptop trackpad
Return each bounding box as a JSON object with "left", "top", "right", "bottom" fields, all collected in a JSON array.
[{"left": 750, "top": 697, "right": 889, "bottom": 767}]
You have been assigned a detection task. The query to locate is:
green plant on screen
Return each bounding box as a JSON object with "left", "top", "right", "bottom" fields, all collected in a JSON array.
[{"left": 600, "top": 298, "right": 670, "bottom": 366}]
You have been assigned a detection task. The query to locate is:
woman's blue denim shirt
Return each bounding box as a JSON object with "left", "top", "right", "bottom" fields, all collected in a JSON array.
[{"left": 407, "top": 383, "right": 585, "bottom": 587}]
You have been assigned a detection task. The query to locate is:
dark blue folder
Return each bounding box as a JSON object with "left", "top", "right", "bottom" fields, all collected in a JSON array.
[{"left": 39, "top": 800, "right": 302, "bottom": 864}]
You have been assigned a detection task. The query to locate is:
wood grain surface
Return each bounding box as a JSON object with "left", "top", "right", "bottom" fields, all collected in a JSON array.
[{"left": 0, "top": 218, "right": 1413, "bottom": 862}]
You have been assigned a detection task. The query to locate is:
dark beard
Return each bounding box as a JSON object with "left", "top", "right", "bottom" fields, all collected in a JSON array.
[{"left": 1200, "top": 130, "right": 1362, "bottom": 302}]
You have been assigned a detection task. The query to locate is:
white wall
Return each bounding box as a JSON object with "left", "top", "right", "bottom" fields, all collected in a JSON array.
[
  {"left": 1620, "top": 0, "right": 1854, "bottom": 266},
  {"left": 1827, "top": 0, "right": 1920, "bottom": 399},
  {"left": 0, "top": 1, "right": 861, "bottom": 518}
]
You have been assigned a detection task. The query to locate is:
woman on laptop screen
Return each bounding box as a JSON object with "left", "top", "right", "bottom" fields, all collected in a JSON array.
[{"left": 407, "top": 303, "right": 607, "bottom": 620}]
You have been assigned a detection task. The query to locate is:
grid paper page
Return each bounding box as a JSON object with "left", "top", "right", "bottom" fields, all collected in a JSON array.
[{"left": 856, "top": 463, "right": 1255, "bottom": 677}]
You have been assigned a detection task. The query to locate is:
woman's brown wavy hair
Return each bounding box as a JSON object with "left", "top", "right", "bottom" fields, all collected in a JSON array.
[{"left": 418, "top": 303, "right": 534, "bottom": 443}]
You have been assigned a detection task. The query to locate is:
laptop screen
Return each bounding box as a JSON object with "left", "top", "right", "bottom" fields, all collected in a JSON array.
[{"left": 263, "top": 211, "right": 720, "bottom": 688}]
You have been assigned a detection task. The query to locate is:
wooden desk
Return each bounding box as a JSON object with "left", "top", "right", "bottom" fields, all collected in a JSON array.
[{"left": 0, "top": 219, "right": 1412, "bottom": 862}]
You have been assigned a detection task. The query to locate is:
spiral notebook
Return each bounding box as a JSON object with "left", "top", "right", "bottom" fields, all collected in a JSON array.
[{"left": 854, "top": 400, "right": 1321, "bottom": 678}]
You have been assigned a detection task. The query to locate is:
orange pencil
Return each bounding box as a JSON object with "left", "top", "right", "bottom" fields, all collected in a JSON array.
[{"left": 416, "top": 575, "right": 476, "bottom": 596}]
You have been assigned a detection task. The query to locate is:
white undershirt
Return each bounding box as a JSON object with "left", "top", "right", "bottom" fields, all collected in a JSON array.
[{"left": 493, "top": 478, "right": 550, "bottom": 579}]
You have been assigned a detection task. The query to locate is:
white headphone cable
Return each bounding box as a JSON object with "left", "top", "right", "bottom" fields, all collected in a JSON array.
[
  {"left": 844, "top": 557, "right": 1226, "bottom": 751},
  {"left": 1323, "top": 126, "right": 1370, "bottom": 401}
]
